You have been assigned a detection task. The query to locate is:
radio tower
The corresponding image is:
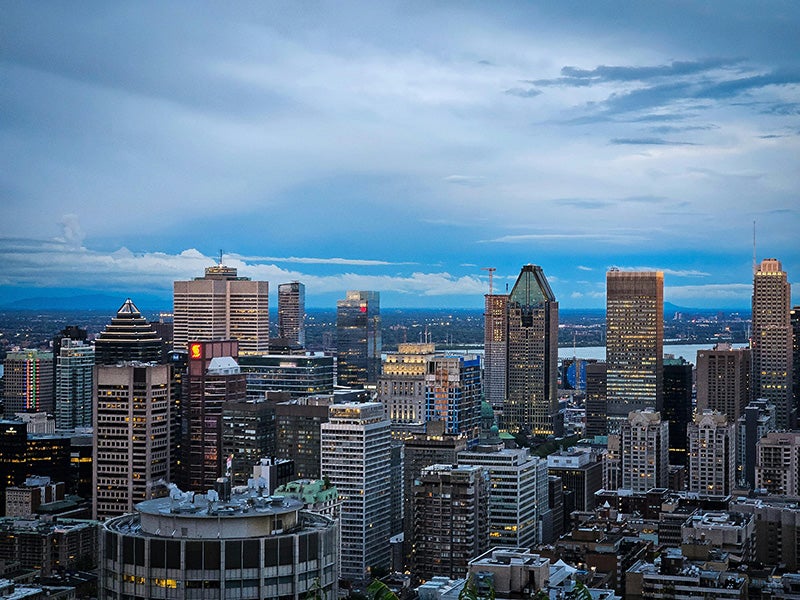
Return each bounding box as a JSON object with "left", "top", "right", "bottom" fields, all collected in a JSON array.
[{"left": 481, "top": 267, "right": 496, "bottom": 295}]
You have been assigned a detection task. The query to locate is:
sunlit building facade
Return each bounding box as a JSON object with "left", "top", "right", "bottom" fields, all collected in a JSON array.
[
  {"left": 278, "top": 281, "right": 306, "bottom": 347},
  {"left": 687, "top": 410, "right": 735, "bottom": 496}
]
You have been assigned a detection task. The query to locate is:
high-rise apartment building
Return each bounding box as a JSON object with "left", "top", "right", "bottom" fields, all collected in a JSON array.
[
  {"left": 93, "top": 362, "right": 172, "bottom": 521},
  {"left": 696, "top": 343, "right": 751, "bottom": 421},
  {"left": 620, "top": 410, "right": 669, "bottom": 493},
  {"left": 185, "top": 340, "right": 245, "bottom": 491},
  {"left": 278, "top": 281, "right": 306, "bottom": 347},
  {"left": 505, "top": 264, "right": 560, "bottom": 437},
  {"left": 378, "top": 343, "right": 434, "bottom": 430},
  {"left": 687, "top": 410, "right": 735, "bottom": 496},
  {"left": 51, "top": 325, "right": 87, "bottom": 408},
  {"left": 173, "top": 263, "right": 269, "bottom": 355},
  {"left": 336, "top": 290, "right": 381, "bottom": 386},
  {"left": 663, "top": 357, "right": 693, "bottom": 466},
  {"left": 2, "top": 350, "right": 53, "bottom": 417},
  {"left": 484, "top": 294, "right": 509, "bottom": 412},
  {"left": 55, "top": 339, "right": 94, "bottom": 430},
  {"left": 737, "top": 399, "right": 776, "bottom": 489},
  {"left": 458, "top": 442, "right": 549, "bottom": 548},
  {"left": 320, "top": 402, "right": 391, "bottom": 581},
  {"left": 756, "top": 431, "right": 800, "bottom": 496},
  {"left": 94, "top": 299, "right": 162, "bottom": 365},
  {"left": 606, "top": 270, "right": 664, "bottom": 433},
  {"left": 792, "top": 305, "right": 800, "bottom": 417},
  {"left": 425, "top": 353, "right": 481, "bottom": 441},
  {"left": 752, "top": 259, "right": 793, "bottom": 428},
  {"left": 412, "top": 464, "right": 489, "bottom": 580}
]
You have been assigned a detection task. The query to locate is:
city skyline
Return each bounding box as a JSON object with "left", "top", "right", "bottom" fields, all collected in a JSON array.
[{"left": 1, "top": 3, "right": 798, "bottom": 309}]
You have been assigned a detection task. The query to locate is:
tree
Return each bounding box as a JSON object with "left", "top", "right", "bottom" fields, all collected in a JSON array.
[
  {"left": 366, "top": 579, "right": 399, "bottom": 600},
  {"left": 458, "top": 575, "right": 495, "bottom": 600}
]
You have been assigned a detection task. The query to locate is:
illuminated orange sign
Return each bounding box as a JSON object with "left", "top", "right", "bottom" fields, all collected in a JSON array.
[{"left": 190, "top": 343, "right": 202, "bottom": 360}]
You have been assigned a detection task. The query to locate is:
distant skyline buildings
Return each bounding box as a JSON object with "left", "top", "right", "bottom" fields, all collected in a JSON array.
[
  {"left": 277, "top": 281, "right": 305, "bottom": 347},
  {"left": 336, "top": 290, "right": 381, "bottom": 387}
]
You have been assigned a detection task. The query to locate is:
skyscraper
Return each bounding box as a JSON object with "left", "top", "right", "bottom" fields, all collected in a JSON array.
[
  {"left": 2, "top": 350, "right": 53, "bottom": 417},
  {"left": 756, "top": 431, "right": 800, "bottom": 496},
  {"left": 606, "top": 270, "right": 664, "bottom": 433},
  {"left": 425, "top": 353, "right": 481, "bottom": 442},
  {"left": 752, "top": 258, "right": 793, "bottom": 428},
  {"left": 321, "top": 402, "right": 391, "bottom": 581},
  {"left": 278, "top": 281, "right": 306, "bottom": 347},
  {"left": 620, "top": 409, "right": 669, "bottom": 493},
  {"left": 687, "top": 410, "right": 735, "bottom": 496},
  {"left": 696, "top": 343, "right": 751, "bottom": 422},
  {"left": 185, "top": 340, "right": 245, "bottom": 491},
  {"left": 55, "top": 339, "right": 94, "bottom": 430},
  {"left": 504, "top": 264, "right": 560, "bottom": 437},
  {"left": 662, "top": 356, "right": 693, "bottom": 466},
  {"left": 173, "top": 263, "right": 269, "bottom": 355},
  {"left": 336, "top": 290, "right": 381, "bottom": 387},
  {"left": 584, "top": 362, "right": 608, "bottom": 438},
  {"left": 484, "top": 293, "right": 509, "bottom": 412},
  {"left": 378, "top": 343, "right": 434, "bottom": 431},
  {"left": 93, "top": 362, "right": 172, "bottom": 521},
  {"left": 94, "top": 299, "right": 162, "bottom": 365}
]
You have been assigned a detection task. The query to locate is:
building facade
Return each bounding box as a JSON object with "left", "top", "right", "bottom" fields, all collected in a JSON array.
[
  {"left": 239, "top": 354, "right": 335, "bottom": 400},
  {"left": 94, "top": 298, "right": 163, "bottom": 365},
  {"left": 55, "top": 339, "right": 95, "bottom": 430},
  {"left": 336, "top": 290, "right": 381, "bottom": 386},
  {"left": 752, "top": 258, "right": 793, "bottom": 428},
  {"left": 425, "top": 353, "right": 481, "bottom": 442},
  {"left": 377, "top": 343, "right": 434, "bottom": 430},
  {"left": 93, "top": 362, "right": 173, "bottom": 521},
  {"left": 620, "top": 410, "right": 669, "bottom": 493},
  {"left": 606, "top": 270, "right": 664, "bottom": 434},
  {"left": 320, "top": 402, "right": 391, "bottom": 581},
  {"left": 687, "top": 410, "right": 735, "bottom": 496},
  {"left": 2, "top": 350, "right": 53, "bottom": 417},
  {"left": 756, "top": 431, "right": 800, "bottom": 496},
  {"left": 696, "top": 343, "right": 751, "bottom": 422},
  {"left": 173, "top": 264, "right": 269, "bottom": 355},
  {"left": 484, "top": 294, "right": 509, "bottom": 412},
  {"left": 277, "top": 282, "right": 306, "bottom": 348},
  {"left": 505, "top": 264, "right": 560, "bottom": 437},
  {"left": 662, "top": 357, "right": 693, "bottom": 467},
  {"left": 737, "top": 399, "right": 776, "bottom": 488}
]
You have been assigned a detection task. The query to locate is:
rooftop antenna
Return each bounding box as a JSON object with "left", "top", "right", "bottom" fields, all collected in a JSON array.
[
  {"left": 218, "top": 249, "right": 224, "bottom": 266},
  {"left": 752, "top": 221, "right": 757, "bottom": 275},
  {"left": 481, "top": 267, "right": 496, "bottom": 295}
]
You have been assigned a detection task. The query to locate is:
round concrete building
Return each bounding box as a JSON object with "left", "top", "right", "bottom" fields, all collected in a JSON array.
[{"left": 99, "top": 483, "right": 337, "bottom": 599}]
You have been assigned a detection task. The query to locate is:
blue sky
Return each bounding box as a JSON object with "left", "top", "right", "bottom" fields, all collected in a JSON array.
[{"left": 1, "top": 2, "right": 798, "bottom": 309}]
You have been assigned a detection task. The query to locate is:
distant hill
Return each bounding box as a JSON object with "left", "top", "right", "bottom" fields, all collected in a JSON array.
[{"left": 1, "top": 293, "right": 170, "bottom": 312}]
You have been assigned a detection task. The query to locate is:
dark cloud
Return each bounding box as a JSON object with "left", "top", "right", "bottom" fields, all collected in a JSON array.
[
  {"left": 760, "top": 102, "right": 800, "bottom": 115},
  {"left": 648, "top": 124, "right": 718, "bottom": 134},
  {"left": 556, "top": 199, "right": 611, "bottom": 209},
  {"left": 504, "top": 87, "right": 542, "bottom": 98},
  {"left": 610, "top": 137, "right": 698, "bottom": 146}
]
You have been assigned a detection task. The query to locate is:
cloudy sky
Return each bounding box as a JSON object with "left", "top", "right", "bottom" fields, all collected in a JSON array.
[{"left": 1, "top": 2, "right": 798, "bottom": 309}]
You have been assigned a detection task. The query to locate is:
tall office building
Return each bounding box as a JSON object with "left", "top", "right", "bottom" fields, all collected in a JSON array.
[
  {"left": 54, "top": 339, "right": 94, "bottom": 430},
  {"left": 321, "top": 402, "right": 391, "bottom": 581},
  {"left": 94, "top": 299, "right": 162, "bottom": 365},
  {"left": 696, "top": 343, "right": 751, "bottom": 421},
  {"left": 737, "top": 399, "right": 776, "bottom": 489},
  {"left": 185, "top": 340, "right": 246, "bottom": 491},
  {"left": 239, "top": 354, "right": 335, "bottom": 400},
  {"left": 547, "top": 448, "right": 603, "bottom": 512},
  {"left": 336, "top": 291, "right": 381, "bottom": 387},
  {"left": 752, "top": 259, "right": 793, "bottom": 428},
  {"left": 458, "top": 442, "right": 549, "bottom": 548},
  {"left": 412, "top": 464, "right": 489, "bottom": 580},
  {"left": 2, "top": 350, "right": 54, "bottom": 417},
  {"left": 93, "top": 362, "right": 172, "bottom": 521},
  {"left": 173, "top": 263, "right": 269, "bottom": 355},
  {"left": 756, "top": 431, "right": 800, "bottom": 496},
  {"left": 51, "top": 325, "right": 87, "bottom": 408},
  {"left": 275, "top": 396, "right": 331, "bottom": 480},
  {"left": 484, "top": 294, "right": 509, "bottom": 412},
  {"left": 504, "top": 264, "right": 560, "bottom": 437},
  {"left": 584, "top": 362, "right": 608, "bottom": 438},
  {"left": 425, "top": 353, "right": 481, "bottom": 442},
  {"left": 378, "top": 343, "right": 434, "bottom": 430},
  {"left": 278, "top": 281, "right": 306, "bottom": 347},
  {"left": 606, "top": 270, "right": 664, "bottom": 433},
  {"left": 662, "top": 357, "right": 693, "bottom": 466},
  {"left": 221, "top": 400, "right": 275, "bottom": 486},
  {"left": 687, "top": 410, "right": 735, "bottom": 496},
  {"left": 619, "top": 409, "right": 669, "bottom": 493},
  {"left": 792, "top": 305, "right": 800, "bottom": 417}
]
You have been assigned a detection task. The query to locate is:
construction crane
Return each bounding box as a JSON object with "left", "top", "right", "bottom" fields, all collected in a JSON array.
[{"left": 481, "top": 267, "right": 496, "bottom": 295}]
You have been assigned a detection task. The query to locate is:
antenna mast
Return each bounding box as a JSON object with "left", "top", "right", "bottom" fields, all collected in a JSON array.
[
  {"left": 481, "top": 267, "right": 496, "bottom": 295},
  {"left": 218, "top": 249, "right": 224, "bottom": 266},
  {"left": 752, "top": 221, "right": 757, "bottom": 275}
]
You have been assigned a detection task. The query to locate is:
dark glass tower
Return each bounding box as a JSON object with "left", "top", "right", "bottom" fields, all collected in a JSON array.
[
  {"left": 505, "top": 265, "right": 560, "bottom": 437},
  {"left": 662, "top": 357, "right": 693, "bottom": 466},
  {"left": 336, "top": 290, "right": 381, "bottom": 386},
  {"left": 94, "top": 299, "right": 163, "bottom": 365}
]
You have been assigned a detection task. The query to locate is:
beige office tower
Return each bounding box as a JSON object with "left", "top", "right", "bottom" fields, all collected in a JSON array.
[
  {"left": 752, "top": 258, "right": 793, "bottom": 428},
  {"left": 93, "top": 362, "right": 172, "bottom": 521},
  {"left": 484, "top": 294, "right": 509, "bottom": 413},
  {"left": 378, "top": 343, "right": 435, "bottom": 431},
  {"left": 606, "top": 270, "right": 664, "bottom": 434},
  {"left": 696, "top": 343, "right": 751, "bottom": 421},
  {"left": 756, "top": 431, "right": 800, "bottom": 496},
  {"left": 173, "top": 264, "right": 269, "bottom": 355},
  {"left": 278, "top": 281, "right": 306, "bottom": 347},
  {"left": 687, "top": 410, "right": 735, "bottom": 496},
  {"left": 620, "top": 409, "right": 669, "bottom": 493}
]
